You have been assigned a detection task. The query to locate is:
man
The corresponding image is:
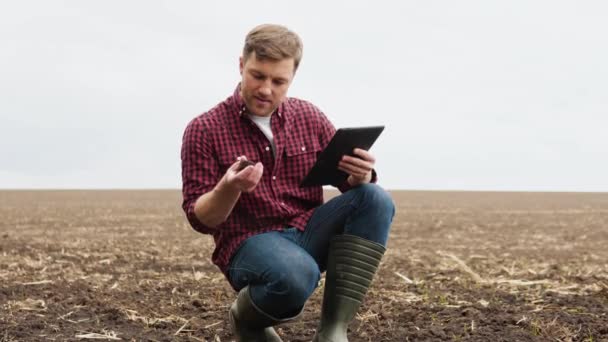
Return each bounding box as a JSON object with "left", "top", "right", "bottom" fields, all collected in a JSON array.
[{"left": 181, "top": 24, "right": 394, "bottom": 342}]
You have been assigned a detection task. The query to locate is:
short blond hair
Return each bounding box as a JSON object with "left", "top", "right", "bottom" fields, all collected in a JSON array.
[{"left": 242, "top": 24, "right": 303, "bottom": 71}]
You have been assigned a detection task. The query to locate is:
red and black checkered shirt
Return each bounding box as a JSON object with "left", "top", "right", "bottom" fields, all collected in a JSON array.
[{"left": 181, "top": 85, "right": 376, "bottom": 274}]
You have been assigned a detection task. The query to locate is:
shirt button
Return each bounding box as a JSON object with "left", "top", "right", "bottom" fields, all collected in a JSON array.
[
  {"left": 301, "top": 146, "right": 306, "bottom": 151},
  {"left": 265, "top": 146, "right": 270, "bottom": 151},
  {"left": 272, "top": 176, "right": 276, "bottom": 180},
  {"left": 281, "top": 202, "right": 285, "bottom": 205}
]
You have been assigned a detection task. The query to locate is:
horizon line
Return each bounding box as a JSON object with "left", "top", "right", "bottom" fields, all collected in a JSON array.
[{"left": 0, "top": 188, "right": 607, "bottom": 194}]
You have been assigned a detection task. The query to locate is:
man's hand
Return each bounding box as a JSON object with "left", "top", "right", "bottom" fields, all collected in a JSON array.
[
  {"left": 338, "top": 148, "right": 375, "bottom": 186},
  {"left": 192, "top": 156, "right": 262, "bottom": 228},
  {"left": 224, "top": 156, "right": 264, "bottom": 193}
]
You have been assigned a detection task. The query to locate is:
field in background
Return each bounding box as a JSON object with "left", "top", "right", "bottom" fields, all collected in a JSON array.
[{"left": 1, "top": 190, "right": 607, "bottom": 341}]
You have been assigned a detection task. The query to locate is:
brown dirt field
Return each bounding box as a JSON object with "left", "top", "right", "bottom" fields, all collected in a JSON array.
[{"left": 1, "top": 190, "right": 607, "bottom": 342}]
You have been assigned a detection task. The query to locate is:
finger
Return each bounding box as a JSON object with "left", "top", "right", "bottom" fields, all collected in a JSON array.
[
  {"left": 351, "top": 148, "right": 376, "bottom": 163},
  {"left": 340, "top": 156, "right": 373, "bottom": 171},
  {"left": 252, "top": 162, "right": 264, "bottom": 176},
  {"left": 338, "top": 166, "right": 368, "bottom": 180},
  {"left": 338, "top": 162, "right": 370, "bottom": 178},
  {"left": 235, "top": 159, "right": 255, "bottom": 172},
  {"left": 238, "top": 162, "right": 263, "bottom": 181},
  {"left": 230, "top": 155, "right": 248, "bottom": 171},
  {"left": 339, "top": 159, "right": 372, "bottom": 174},
  {"left": 240, "top": 164, "right": 264, "bottom": 192}
]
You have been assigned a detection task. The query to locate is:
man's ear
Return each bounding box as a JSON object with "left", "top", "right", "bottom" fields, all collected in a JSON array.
[{"left": 239, "top": 56, "right": 244, "bottom": 75}]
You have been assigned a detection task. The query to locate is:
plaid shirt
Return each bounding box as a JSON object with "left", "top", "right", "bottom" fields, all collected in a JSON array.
[{"left": 181, "top": 85, "right": 376, "bottom": 274}]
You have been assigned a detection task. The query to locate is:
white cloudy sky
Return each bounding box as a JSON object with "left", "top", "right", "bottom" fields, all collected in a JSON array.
[{"left": 1, "top": 1, "right": 606, "bottom": 191}]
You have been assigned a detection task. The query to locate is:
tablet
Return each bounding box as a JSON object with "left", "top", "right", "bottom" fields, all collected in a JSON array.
[{"left": 299, "top": 126, "right": 385, "bottom": 187}]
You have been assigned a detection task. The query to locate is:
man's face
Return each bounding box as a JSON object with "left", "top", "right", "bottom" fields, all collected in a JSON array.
[{"left": 239, "top": 52, "right": 295, "bottom": 117}]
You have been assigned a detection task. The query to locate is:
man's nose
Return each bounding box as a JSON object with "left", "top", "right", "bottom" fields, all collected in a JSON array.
[{"left": 259, "top": 81, "right": 272, "bottom": 96}]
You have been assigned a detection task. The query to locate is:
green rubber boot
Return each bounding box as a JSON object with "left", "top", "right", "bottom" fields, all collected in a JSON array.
[
  {"left": 313, "top": 234, "right": 386, "bottom": 342},
  {"left": 229, "top": 286, "right": 290, "bottom": 342}
]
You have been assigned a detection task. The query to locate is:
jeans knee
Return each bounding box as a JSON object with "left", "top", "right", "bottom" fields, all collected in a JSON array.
[
  {"left": 355, "top": 183, "right": 395, "bottom": 217},
  {"left": 343, "top": 184, "right": 395, "bottom": 246},
  {"left": 263, "top": 256, "right": 319, "bottom": 315},
  {"left": 287, "top": 270, "right": 318, "bottom": 307}
]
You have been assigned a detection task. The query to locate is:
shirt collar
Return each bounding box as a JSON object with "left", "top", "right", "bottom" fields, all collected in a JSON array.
[{"left": 232, "top": 83, "right": 286, "bottom": 119}]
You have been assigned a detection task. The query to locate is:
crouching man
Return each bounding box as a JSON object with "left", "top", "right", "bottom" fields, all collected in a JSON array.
[{"left": 180, "top": 23, "right": 394, "bottom": 341}]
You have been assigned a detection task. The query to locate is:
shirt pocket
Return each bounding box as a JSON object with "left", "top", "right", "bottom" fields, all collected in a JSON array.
[{"left": 284, "top": 136, "right": 322, "bottom": 182}]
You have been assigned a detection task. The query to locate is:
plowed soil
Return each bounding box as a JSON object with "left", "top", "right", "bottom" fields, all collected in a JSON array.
[{"left": 1, "top": 190, "right": 607, "bottom": 341}]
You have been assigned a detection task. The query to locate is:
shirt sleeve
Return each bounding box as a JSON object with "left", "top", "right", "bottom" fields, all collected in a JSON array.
[{"left": 181, "top": 117, "right": 219, "bottom": 234}]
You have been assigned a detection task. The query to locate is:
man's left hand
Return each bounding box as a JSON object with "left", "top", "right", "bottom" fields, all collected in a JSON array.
[{"left": 338, "top": 148, "right": 375, "bottom": 186}]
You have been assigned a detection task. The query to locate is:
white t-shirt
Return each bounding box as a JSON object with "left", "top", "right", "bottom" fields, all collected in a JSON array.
[{"left": 248, "top": 114, "right": 276, "bottom": 156}]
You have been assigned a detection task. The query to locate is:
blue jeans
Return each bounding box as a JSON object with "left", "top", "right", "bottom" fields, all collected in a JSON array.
[{"left": 227, "top": 183, "right": 395, "bottom": 319}]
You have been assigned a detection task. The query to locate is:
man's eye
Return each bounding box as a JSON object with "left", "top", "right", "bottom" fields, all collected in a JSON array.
[
  {"left": 253, "top": 74, "right": 264, "bottom": 80},
  {"left": 273, "top": 80, "right": 286, "bottom": 86}
]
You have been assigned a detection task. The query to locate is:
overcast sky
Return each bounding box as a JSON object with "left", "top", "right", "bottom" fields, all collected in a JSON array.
[{"left": 1, "top": 1, "right": 606, "bottom": 191}]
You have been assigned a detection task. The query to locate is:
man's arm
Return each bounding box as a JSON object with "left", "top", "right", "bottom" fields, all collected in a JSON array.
[
  {"left": 193, "top": 174, "right": 242, "bottom": 228},
  {"left": 193, "top": 157, "right": 263, "bottom": 228},
  {"left": 181, "top": 117, "right": 263, "bottom": 232}
]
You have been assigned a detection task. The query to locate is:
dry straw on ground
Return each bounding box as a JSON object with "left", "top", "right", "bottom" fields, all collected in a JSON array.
[{"left": 1, "top": 190, "right": 607, "bottom": 341}]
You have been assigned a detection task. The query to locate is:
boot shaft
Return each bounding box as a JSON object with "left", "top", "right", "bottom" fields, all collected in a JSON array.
[{"left": 316, "top": 234, "right": 386, "bottom": 341}]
